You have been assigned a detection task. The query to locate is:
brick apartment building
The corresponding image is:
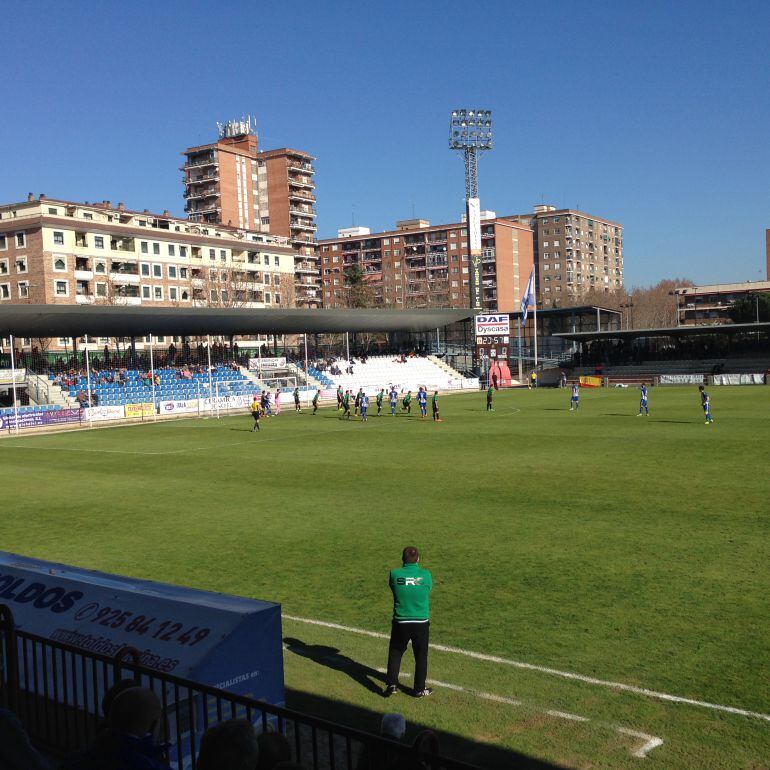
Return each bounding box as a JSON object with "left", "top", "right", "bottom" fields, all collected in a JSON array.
[
  {"left": 505, "top": 205, "right": 624, "bottom": 307},
  {"left": 182, "top": 118, "right": 319, "bottom": 308},
  {"left": 0, "top": 195, "right": 296, "bottom": 320},
  {"left": 316, "top": 214, "right": 534, "bottom": 312},
  {"left": 673, "top": 280, "right": 770, "bottom": 325}
]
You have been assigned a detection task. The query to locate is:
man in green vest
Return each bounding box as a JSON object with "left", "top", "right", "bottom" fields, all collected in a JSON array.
[{"left": 384, "top": 546, "right": 433, "bottom": 698}]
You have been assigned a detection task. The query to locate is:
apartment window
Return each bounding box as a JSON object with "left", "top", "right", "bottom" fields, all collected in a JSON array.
[
  {"left": 54, "top": 280, "right": 68, "bottom": 296},
  {"left": 180, "top": 267, "right": 188, "bottom": 279},
  {"left": 220, "top": 249, "right": 226, "bottom": 261},
  {"left": 53, "top": 231, "right": 64, "bottom": 245},
  {"left": 210, "top": 289, "right": 218, "bottom": 301},
  {"left": 461, "top": 241, "right": 468, "bottom": 248},
  {"left": 15, "top": 257, "right": 27, "bottom": 273},
  {"left": 0, "top": 235, "right": 6, "bottom": 250},
  {"left": 16, "top": 233, "right": 26, "bottom": 247},
  {"left": 331, "top": 244, "right": 338, "bottom": 251},
  {"left": 180, "top": 245, "right": 187, "bottom": 257},
  {"left": 261, "top": 217, "right": 270, "bottom": 225},
  {"left": 0, "top": 284, "right": 10, "bottom": 300},
  {"left": 181, "top": 290, "right": 189, "bottom": 301},
  {"left": 141, "top": 286, "right": 151, "bottom": 299},
  {"left": 209, "top": 249, "right": 216, "bottom": 260},
  {"left": 168, "top": 265, "right": 177, "bottom": 279},
  {"left": 264, "top": 293, "right": 271, "bottom": 304},
  {"left": 393, "top": 250, "right": 400, "bottom": 257},
  {"left": 152, "top": 264, "right": 162, "bottom": 278},
  {"left": 332, "top": 256, "right": 339, "bottom": 263},
  {"left": 96, "top": 282, "right": 107, "bottom": 297},
  {"left": 47, "top": 207, "right": 58, "bottom": 215},
  {"left": 169, "top": 286, "right": 178, "bottom": 301},
  {"left": 152, "top": 243, "right": 160, "bottom": 255},
  {"left": 0, "top": 260, "right": 8, "bottom": 275},
  {"left": 153, "top": 286, "right": 163, "bottom": 301},
  {"left": 543, "top": 253, "right": 550, "bottom": 259},
  {"left": 83, "top": 213, "right": 93, "bottom": 220},
  {"left": 543, "top": 242, "right": 549, "bottom": 247},
  {"left": 140, "top": 241, "right": 149, "bottom": 254},
  {"left": 321, "top": 245, "right": 330, "bottom": 252},
  {"left": 91, "top": 235, "right": 104, "bottom": 250},
  {"left": 393, "top": 237, "right": 400, "bottom": 243},
  {"left": 140, "top": 263, "right": 150, "bottom": 277},
  {"left": 95, "top": 261, "right": 106, "bottom": 274},
  {"left": 384, "top": 250, "right": 391, "bottom": 257},
  {"left": 53, "top": 257, "right": 67, "bottom": 272}
]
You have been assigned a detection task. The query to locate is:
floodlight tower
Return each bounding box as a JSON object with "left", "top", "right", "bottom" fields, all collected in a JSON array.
[{"left": 449, "top": 109, "right": 493, "bottom": 311}]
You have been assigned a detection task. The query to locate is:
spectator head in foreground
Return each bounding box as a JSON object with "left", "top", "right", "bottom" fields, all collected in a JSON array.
[
  {"left": 101, "top": 678, "right": 138, "bottom": 718},
  {"left": 109, "top": 686, "right": 162, "bottom": 738},
  {"left": 380, "top": 713, "right": 406, "bottom": 741},
  {"left": 256, "top": 730, "right": 292, "bottom": 770},
  {"left": 198, "top": 719, "right": 259, "bottom": 770},
  {"left": 402, "top": 546, "right": 419, "bottom": 564}
]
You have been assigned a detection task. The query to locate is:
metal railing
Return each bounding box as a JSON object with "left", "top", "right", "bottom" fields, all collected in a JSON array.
[{"left": 0, "top": 605, "right": 480, "bottom": 770}]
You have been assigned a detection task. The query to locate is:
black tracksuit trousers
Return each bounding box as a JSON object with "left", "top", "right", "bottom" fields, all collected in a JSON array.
[{"left": 386, "top": 620, "right": 429, "bottom": 692}]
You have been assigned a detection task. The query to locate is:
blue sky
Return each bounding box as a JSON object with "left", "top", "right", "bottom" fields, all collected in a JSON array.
[{"left": 2, "top": 0, "right": 768, "bottom": 287}]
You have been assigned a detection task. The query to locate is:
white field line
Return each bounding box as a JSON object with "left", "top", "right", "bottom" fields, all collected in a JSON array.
[
  {"left": 283, "top": 615, "right": 770, "bottom": 723},
  {"left": 353, "top": 662, "right": 661, "bottom": 758}
]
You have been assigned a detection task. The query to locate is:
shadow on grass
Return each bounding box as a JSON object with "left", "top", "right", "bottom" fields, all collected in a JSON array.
[
  {"left": 284, "top": 637, "right": 385, "bottom": 696},
  {"left": 285, "top": 686, "right": 569, "bottom": 770}
]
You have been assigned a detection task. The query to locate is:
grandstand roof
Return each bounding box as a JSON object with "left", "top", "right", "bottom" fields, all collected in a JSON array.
[
  {"left": 0, "top": 305, "right": 473, "bottom": 337},
  {"left": 555, "top": 321, "right": 770, "bottom": 342}
]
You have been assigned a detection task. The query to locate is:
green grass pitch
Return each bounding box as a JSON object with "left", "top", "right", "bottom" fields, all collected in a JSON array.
[{"left": 1, "top": 386, "right": 769, "bottom": 769}]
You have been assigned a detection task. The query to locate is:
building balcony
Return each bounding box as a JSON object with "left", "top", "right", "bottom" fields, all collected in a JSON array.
[
  {"left": 289, "top": 207, "right": 316, "bottom": 218},
  {"left": 110, "top": 273, "right": 140, "bottom": 284},
  {"left": 187, "top": 205, "right": 221, "bottom": 216},
  {"left": 288, "top": 190, "right": 316, "bottom": 203},
  {"left": 288, "top": 160, "right": 315, "bottom": 173},
  {"left": 75, "top": 293, "right": 94, "bottom": 304},
  {"left": 290, "top": 221, "right": 317, "bottom": 231},
  {"left": 185, "top": 188, "right": 219, "bottom": 200},
  {"left": 288, "top": 176, "right": 315, "bottom": 189},
  {"left": 186, "top": 173, "right": 219, "bottom": 184},
  {"left": 295, "top": 262, "right": 318, "bottom": 273},
  {"left": 182, "top": 156, "right": 217, "bottom": 170},
  {"left": 74, "top": 269, "right": 94, "bottom": 281}
]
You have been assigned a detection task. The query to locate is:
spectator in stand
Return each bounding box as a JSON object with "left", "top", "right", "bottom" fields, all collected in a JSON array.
[
  {"left": 197, "top": 719, "right": 259, "bottom": 770},
  {"left": 355, "top": 713, "right": 406, "bottom": 770},
  {"left": 61, "top": 686, "right": 170, "bottom": 770},
  {"left": 0, "top": 708, "right": 50, "bottom": 770},
  {"left": 256, "top": 731, "right": 291, "bottom": 770}
]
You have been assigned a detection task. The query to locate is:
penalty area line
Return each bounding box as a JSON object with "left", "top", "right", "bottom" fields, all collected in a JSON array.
[{"left": 283, "top": 614, "right": 770, "bottom": 723}]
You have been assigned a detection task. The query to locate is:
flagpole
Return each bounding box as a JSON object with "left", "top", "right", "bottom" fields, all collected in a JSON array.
[
  {"left": 517, "top": 318, "right": 523, "bottom": 383},
  {"left": 533, "top": 276, "right": 538, "bottom": 379}
]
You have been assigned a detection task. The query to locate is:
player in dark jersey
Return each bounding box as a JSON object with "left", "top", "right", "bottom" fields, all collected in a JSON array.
[
  {"left": 342, "top": 389, "right": 352, "bottom": 420},
  {"left": 354, "top": 387, "right": 364, "bottom": 416},
  {"left": 312, "top": 390, "right": 319, "bottom": 415},
  {"left": 402, "top": 391, "right": 412, "bottom": 414},
  {"left": 376, "top": 388, "right": 385, "bottom": 415},
  {"left": 293, "top": 386, "right": 301, "bottom": 412},
  {"left": 432, "top": 391, "right": 441, "bottom": 422},
  {"left": 699, "top": 385, "right": 714, "bottom": 424},
  {"left": 337, "top": 386, "right": 343, "bottom": 411}
]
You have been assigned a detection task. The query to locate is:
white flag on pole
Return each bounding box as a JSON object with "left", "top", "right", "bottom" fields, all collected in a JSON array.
[{"left": 520, "top": 269, "right": 536, "bottom": 325}]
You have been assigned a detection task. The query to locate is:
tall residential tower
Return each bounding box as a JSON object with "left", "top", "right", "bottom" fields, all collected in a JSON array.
[{"left": 182, "top": 118, "right": 320, "bottom": 307}]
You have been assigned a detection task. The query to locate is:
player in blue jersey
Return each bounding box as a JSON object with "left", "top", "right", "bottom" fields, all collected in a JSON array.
[
  {"left": 638, "top": 383, "right": 650, "bottom": 416},
  {"left": 389, "top": 387, "right": 398, "bottom": 415},
  {"left": 570, "top": 382, "right": 580, "bottom": 411},
  {"left": 417, "top": 387, "right": 428, "bottom": 419},
  {"left": 699, "top": 385, "right": 714, "bottom": 424},
  {"left": 360, "top": 393, "right": 370, "bottom": 422}
]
